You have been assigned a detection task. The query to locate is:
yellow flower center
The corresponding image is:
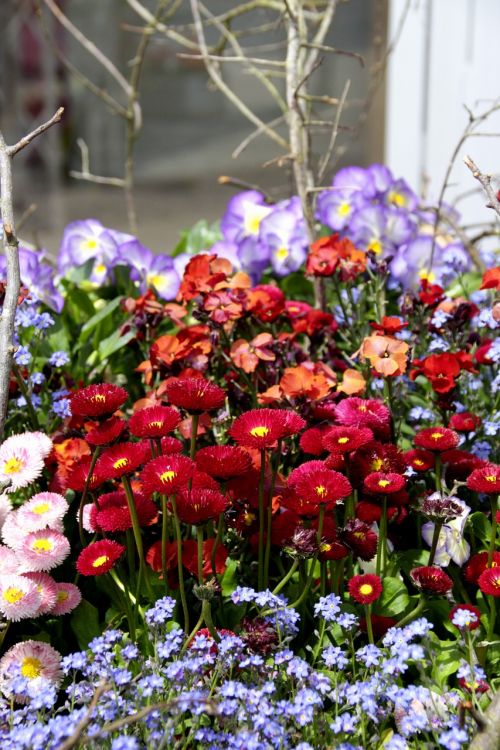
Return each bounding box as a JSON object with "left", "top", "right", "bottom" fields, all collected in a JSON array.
[
  {"left": 367, "top": 239, "right": 382, "bottom": 255},
  {"left": 358, "top": 405, "right": 367, "bottom": 412},
  {"left": 32, "top": 539, "right": 53, "bottom": 553},
  {"left": 315, "top": 485, "right": 327, "bottom": 497},
  {"left": 243, "top": 203, "right": 272, "bottom": 236},
  {"left": 92, "top": 555, "right": 109, "bottom": 568},
  {"left": 57, "top": 590, "right": 69, "bottom": 602},
  {"left": 91, "top": 394, "right": 106, "bottom": 403},
  {"left": 94, "top": 263, "right": 106, "bottom": 275},
  {"left": 419, "top": 268, "right": 436, "bottom": 283},
  {"left": 320, "top": 542, "right": 332, "bottom": 553},
  {"left": 485, "top": 475, "right": 497, "bottom": 482},
  {"left": 414, "top": 460, "right": 423, "bottom": 466},
  {"left": 276, "top": 247, "right": 289, "bottom": 260},
  {"left": 359, "top": 583, "right": 373, "bottom": 596},
  {"left": 160, "top": 470, "right": 176, "bottom": 483},
  {"left": 147, "top": 273, "right": 167, "bottom": 291},
  {"left": 337, "top": 201, "right": 351, "bottom": 217},
  {"left": 113, "top": 457, "right": 129, "bottom": 470},
  {"left": 3, "top": 457, "right": 24, "bottom": 474},
  {"left": 378, "top": 479, "right": 390, "bottom": 488},
  {"left": 387, "top": 190, "right": 406, "bottom": 208},
  {"left": 250, "top": 426, "right": 269, "bottom": 438},
  {"left": 149, "top": 421, "right": 163, "bottom": 429},
  {"left": 21, "top": 657, "right": 42, "bottom": 679},
  {"left": 337, "top": 437, "right": 349, "bottom": 444},
  {"left": 243, "top": 511, "right": 256, "bottom": 526},
  {"left": 32, "top": 502, "right": 51, "bottom": 515},
  {"left": 3, "top": 587, "right": 25, "bottom": 604},
  {"left": 372, "top": 458, "right": 383, "bottom": 471},
  {"left": 431, "top": 432, "right": 443, "bottom": 440},
  {"left": 82, "top": 238, "right": 98, "bottom": 251}
]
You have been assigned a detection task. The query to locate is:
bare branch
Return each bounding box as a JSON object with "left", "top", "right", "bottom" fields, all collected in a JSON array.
[
  {"left": 7, "top": 107, "right": 64, "bottom": 157},
  {"left": 218, "top": 175, "right": 272, "bottom": 199},
  {"left": 232, "top": 115, "right": 286, "bottom": 159},
  {"left": 303, "top": 0, "right": 338, "bottom": 78},
  {"left": 464, "top": 155, "right": 500, "bottom": 220},
  {"left": 301, "top": 41, "right": 364, "bottom": 67},
  {"left": 177, "top": 53, "right": 286, "bottom": 67},
  {"left": 469, "top": 691, "right": 500, "bottom": 750},
  {"left": 70, "top": 139, "right": 126, "bottom": 188},
  {"left": 56, "top": 683, "right": 111, "bottom": 750}
]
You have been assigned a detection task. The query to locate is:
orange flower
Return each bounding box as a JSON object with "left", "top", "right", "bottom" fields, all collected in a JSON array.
[
  {"left": 358, "top": 334, "right": 409, "bottom": 376},
  {"left": 280, "top": 363, "right": 335, "bottom": 400},
  {"left": 178, "top": 254, "right": 232, "bottom": 301},
  {"left": 337, "top": 368, "right": 366, "bottom": 395},
  {"left": 480, "top": 266, "right": 500, "bottom": 290},
  {"left": 230, "top": 333, "right": 275, "bottom": 373}
]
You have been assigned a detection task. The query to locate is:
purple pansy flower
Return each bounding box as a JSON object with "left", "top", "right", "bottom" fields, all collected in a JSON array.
[
  {"left": 58, "top": 219, "right": 119, "bottom": 273},
  {"left": 349, "top": 205, "right": 414, "bottom": 257},
  {"left": 259, "top": 203, "right": 308, "bottom": 277},
  {"left": 220, "top": 190, "right": 272, "bottom": 243}
]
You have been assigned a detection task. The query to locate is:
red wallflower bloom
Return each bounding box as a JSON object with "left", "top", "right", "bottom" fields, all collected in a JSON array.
[
  {"left": 97, "top": 442, "right": 149, "bottom": 479},
  {"left": 76, "top": 540, "right": 125, "bottom": 576},
  {"left": 323, "top": 426, "right": 374, "bottom": 455},
  {"left": 449, "top": 603, "right": 481, "bottom": 631},
  {"left": 370, "top": 316, "right": 408, "bottom": 335},
  {"left": 286, "top": 460, "right": 352, "bottom": 511},
  {"left": 458, "top": 677, "right": 490, "bottom": 695},
  {"left": 449, "top": 412, "right": 481, "bottom": 432},
  {"left": 175, "top": 487, "right": 227, "bottom": 525},
  {"left": 285, "top": 301, "right": 337, "bottom": 336},
  {"left": 414, "top": 426, "right": 459, "bottom": 452},
  {"left": 306, "top": 234, "right": 366, "bottom": 280},
  {"left": 334, "top": 397, "right": 391, "bottom": 438},
  {"left": 129, "top": 406, "right": 181, "bottom": 438},
  {"left": 466, "top": 464, "right": 500, "bottom": 494},
  {"left": 140, "top": 455, "right": 195, "bottom": 495},
  {"left": 464, "top": 551, "right": 500, "bottom": 585},
  {"left": 478, "top": 568, "right": 500, "bottom": 597},
  {"left": 475, "top": 339, "right": 494, "bottom": 365},
  {"left": 404, "top": 449, "right": 435, "bottom": 472},
  {"left": 410, "top": 353, "right": 460, "bottom": 393},
  {"left": 165, "top": 376, "right": 226, "bottom": 413},
  {"left": 90, "top": 490, "right": 157, "bottom": 532},
  {"left": 160, "top": 437, "right": 184, "bottom": 455},
  {"left": 246, "top": 285, "right": 285, "bottom": 322},
  {"left": 341, "top": 518, "right": 378, "bottom": 561},
  {"left": 348, "top": 574, "right": 382, "bottom": 604},
  {"left": 71, "top": 384, "right": 128, "bottom": 418},
  {"left": 146, "top": 540, "right": 178, "bottom": 575},
  {"left": 410, "top": 566, "right": 453, "bottom": 594},
  {"left": 195, "top": 446, "right": 252, "bottom": 480},
  {"left": 86, "top": 417, "right": 126, "bottom": 446},
  {"left": 181, "top": 538, "right": 228, "bottom": 578},
  {"left": 178, "top": 254, "right": 231, "bottom": 301},
  {"left": 230, "top": 334, "right": 275, "bottom": 373},
  {"left": 364, "top": 471, "right": 406, "bottom": 494},
  {"left": 480, "top": 266, "right": 500, "bottom": 290},
  {"left": 418, "top": 279, "right": 444, "bottom": 305},
  {"left": 229, "top": 409, "right": 303, "bottom": 450}
]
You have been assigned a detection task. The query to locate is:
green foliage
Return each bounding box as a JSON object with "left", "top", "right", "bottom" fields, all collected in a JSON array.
[{"left": 70, "top": 599, "right": 101, "bottom": 650}]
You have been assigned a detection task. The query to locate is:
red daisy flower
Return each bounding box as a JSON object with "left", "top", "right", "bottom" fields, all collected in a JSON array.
[
  {"left": 76, "top": 539, "right": 125, "bottom": 576},
  {"left": 414, "top": 426, "right": 460, "bottom": 452},
  {"left": 90, "top": 490, "right": 157, "bottom": 532},
  {"left": 466, "top": 464, "right": 500, "bottom": 494},
  {"left": 175, "top": 487, "right": 228, "bottom": 525},
  {"left": 478, "top": 567, "right": 500, "bottom": 597},
  {"left": 299, "top": 427, "right": 327, "bottom": 456},
  {"left": 364, "top": 471, "right": 406, "bottom": 495},
  {"left": 160, "top": 437, "right": 184, "bottom": 455},
  {"left": 341, "top": 519, "right": 378, "bottom": 561},
  {"left": 410, "top": 565, "right": 453, "bottom": 594},
  {"left": 86, "top": 417, "right": 126, "bottom": 446},
  {"left": 449, "top": 412, "right": 481, "bottom": 432},
  {"left": 71, "top": 384, "right": 128, "bottom": 418},
  {"left": 449, "top": 603, "right": 481, "bottom": 631},
  {"left": 286, "top": 460, "right": 352, "bottom": 511},
  {"left": 281, "top": 411, "right": 307, "bottom": 437},
  {"left": 403, "top": 449, "right": 435, "bottom": 472},
  {"left": 348, "top": 574, "right": 383, "bottom": 604},
  {"left": 350, "top": 442, "right": 406, "bottom": 484},
  {"left": 334, "top": 397, "right": 391, "bottom": 437},
  {"left": 165, "top": 376, "right": 226, "bottom": 413},
  {"left": 195, "top": 445, "right": 252, "bottom": 480},
  {"left": 441, "top": 449, "right": 484, "bottom": 481},
  {"left": 324, "top": 453, "right": 346, "bottom": 471},
  {"left": 97, "top": 442, "right": 149, "bottom": 479},
  {"left": 191, "top": 470, "right": 220, "bottom": 491},
  {"left": 129, "top": 406, "right": 181, "bottom": 438},
  {"left": 464, "top": 551, "right": 500, "bottom": 585},
  {"left": 65, "top": 457, "right": 106, "bottom": 492},
  {"left": 229, "top": 409, "right": 300, "bottom": 450},
  {"left": 323, "top": 426, "right": 374, "bottom": 455},
  {"left": 140, "top": 454, "right": 195, "bottom": 495}
]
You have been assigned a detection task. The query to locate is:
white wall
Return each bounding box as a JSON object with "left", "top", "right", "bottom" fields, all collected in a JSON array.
[{"left": 385, "top": 0, "right": 500, "bottom": 226}]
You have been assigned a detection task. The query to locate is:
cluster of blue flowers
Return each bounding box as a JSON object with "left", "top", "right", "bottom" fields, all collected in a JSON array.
[{"left": 0, "top": 594, "right": 478, "bottom": 750}]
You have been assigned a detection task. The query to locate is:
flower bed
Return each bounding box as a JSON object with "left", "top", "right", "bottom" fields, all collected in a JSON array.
[{"left": 0, "top": 164, "right": 499, "bottom": 749}]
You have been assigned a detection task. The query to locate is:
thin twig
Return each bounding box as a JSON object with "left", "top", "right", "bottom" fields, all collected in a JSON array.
[
  {"left": 177, "top": 53, "right": 285, "bottom": 67},
  {"left": 218, "top": 175, "right": 272, "bottom": 199},
  {"left": 70, "top": 139, "right": 126, "bottom": 188},
  {"left": 232, "top": 115, "right": 286, "bottom": 159},
  {"left": 7, "top": 107, "right": 64, "bottom": 157},
  {"left": 464, "top": 155, "right": 500, "bottom": 220},
  {"left": 56, "top": 682, "right": 111, "bottom": 750},
  {"left": 301, "top": 41, "right": 364, "bottom": 67}
]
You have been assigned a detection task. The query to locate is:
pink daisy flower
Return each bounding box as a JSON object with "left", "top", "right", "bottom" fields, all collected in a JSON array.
[
  {"left": 1, "top": 512, "right": 27, "bottom": 550},
  {"left": 0, "top": 435, "right": 45, "bottom": 491},
  {"left": 51, "top": 582, "right": 82, "bottom": 615},
  {"left": 18, "top": 492, "right": 68, "bottom": 532},
  {"left": 22, "top": 572, "right": 58, "bottom": 615},
  {"left": 19, "top": 529, "right": 70, "bottom": 572},
  {"left": 0, "top": 640, "right": 62, "bottom": 701},
  {"left": 0, "top": 574, "right": 41, "bottom": 621},
  {"left": 0, "top": 545, "right": 19, "bottom": 574},
  {"left": 81, "top": 503, "right": 97, "bottom": 533},
  {"left": 28, "top": 432, "right": 53, "bottom": 458},
  {"left": 0, "top": 493, "right": 12, "bottom": 533}
]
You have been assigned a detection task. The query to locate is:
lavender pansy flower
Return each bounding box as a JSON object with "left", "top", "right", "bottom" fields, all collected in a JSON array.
[
  {"left": 349, "top": 205, "right": 414, "bottom": 257},
  {"left": 58, "top": 219, "right": 119, "bottom": 272},
  {"left": 220, "top": 190, "right": 272, "bottom": 243},
  {"left": 259, "top": 203, "right": 308, "bottom": 277}
]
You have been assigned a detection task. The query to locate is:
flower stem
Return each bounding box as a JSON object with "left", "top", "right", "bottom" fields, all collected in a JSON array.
[
  {"left": 170, "top": 495, "right": 190, "bottom": 634},
  {"left": 395, "top": 595, "right": 426, "bottom": 630},
  {"left": 434, "top": 454, "right": 442, "bottom": 494},
  {"left": 108, "top": 567, "right": 136, "bottom": 641},
  {"left": 257, "top": 449, "right": 266, "bottom": 591},
  {"left": 487, "top": 494, "right": 498, "bottom": 569},
  {"left": 122, "top": 475, "right": 154, "bottom": 599},
  {"left": 428, "top": 520, "right": 444, "bottom": 566},
  {"left": 161, "top": 495, "right": 169, "bottom": 591},
  {"left": 272, "top": 559, "right": 299, "bottom": 595},
  {"left": 376, "top": 496, "right": 387, "bottom": 577},
  {"left": 189, "top": 413, "right": 199, "bottom": 461},
  {"left": 0, "top": 620, "right": 10, "bottom": 652},
  {"left": 486, "top": 595, "right": 497, "bottom": 644},
  {"left": 211, "top": 513, "right": 224, "bottom": 578},
  {"left": 12, "top": 363, "right": 39, "bottom": 429},
  {"left": 77, "top": 446, "right": 101, "bottom": 546},
  {"left": 196, "top": 525, "right": 204, "bottom": 585},
  {"left": 264, "top": 440, "right": 281, "bottom": 589},
  {"left": 202, "top": 600, "right": 219, "bottom": 642},
  {"left": 364, "top": 603, "right": 374, "bottom": 644},
  {"left": 289, "top": 505, "right": 325, "bottom": 609}
]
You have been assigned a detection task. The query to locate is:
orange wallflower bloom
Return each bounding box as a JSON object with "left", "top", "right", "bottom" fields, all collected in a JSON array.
[
  {"left": 358, "top": 334, "right": 409, "bottom": 376},
  {"left": 230, "top": 333, "right": 275, "bottom": 373},
  {"left": 337, "top": 368, "right": 366, "bottom": 395}
]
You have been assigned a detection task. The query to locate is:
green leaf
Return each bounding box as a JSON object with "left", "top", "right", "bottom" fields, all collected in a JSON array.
[
  {"left": 96, "top": 329, "right": 137, "bottom": 363},
  {"left": 468, "top": 512, "right": 491, "bottom": 545},
  {"left": 172, "top": 220, "right": 221, "bottom": 257},
  {"left": 280, "top": 272, "right": 314, "bottom": 301},
  {"left": 79, "top": 296, "right": 123, "bottom": 339},
  {"left": 395, "top": 549, "right": 429, "bottom": 577},
  {"left": 220, "top": 558, "right": 238, "bottom": 597},
  {"left": 375, "top": 576, "right": 410, "bottom": 616},
  {"left": 428, "top": 632, "right": 461, "bottom": 688},
  {"left": 70, "top": 599, "right": 101, "bottom": 649}
]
